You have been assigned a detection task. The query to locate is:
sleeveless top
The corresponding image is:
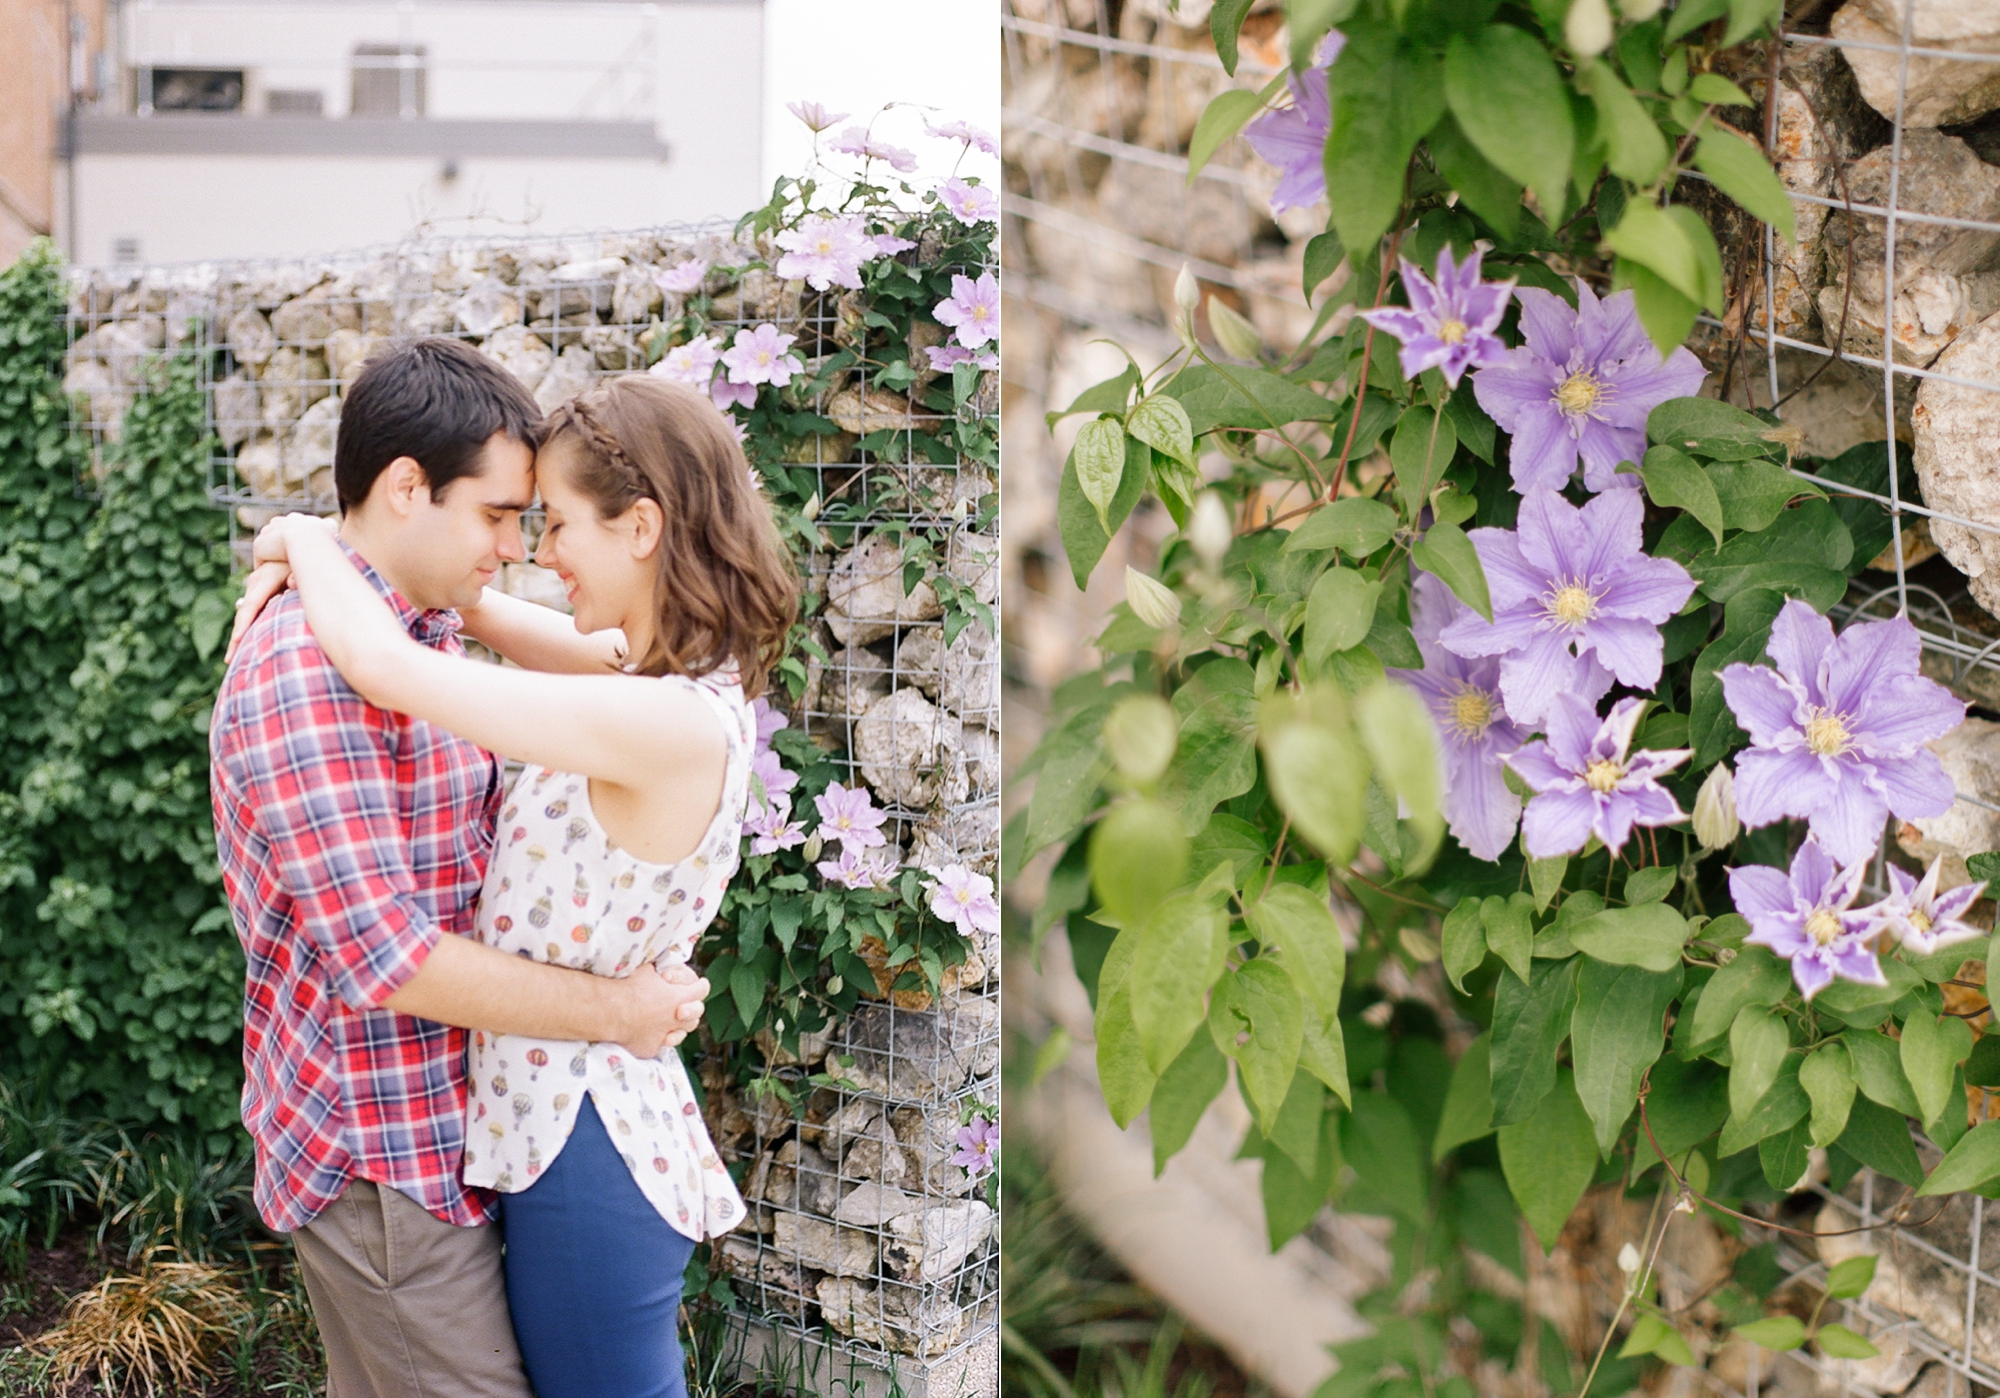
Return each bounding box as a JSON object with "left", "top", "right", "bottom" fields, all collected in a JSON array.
[{"left": 460, "top": 673, "right": 751, "bottom": 1242}]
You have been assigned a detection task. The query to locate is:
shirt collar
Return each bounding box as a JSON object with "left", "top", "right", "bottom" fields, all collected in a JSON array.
[{"left": 339, "top": 538, "right": 464, "bottom": 648}]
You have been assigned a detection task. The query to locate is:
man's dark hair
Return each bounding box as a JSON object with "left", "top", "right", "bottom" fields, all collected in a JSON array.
[{"left": 334, "top": 337, "right": 545, "bottom": 512}]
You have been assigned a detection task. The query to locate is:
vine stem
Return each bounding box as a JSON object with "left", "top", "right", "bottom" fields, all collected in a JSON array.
[
  {"left": 1325, "top": 223, "right": 1407, "bottom": 504},
  {"left": 1577, "top": 1179, "right": 1676, "bottom": 1398}
]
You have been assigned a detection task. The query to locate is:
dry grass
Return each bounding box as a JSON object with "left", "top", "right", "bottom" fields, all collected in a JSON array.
[{"left": 33, "top": 1251, "right": 250, "bottom": 1397}]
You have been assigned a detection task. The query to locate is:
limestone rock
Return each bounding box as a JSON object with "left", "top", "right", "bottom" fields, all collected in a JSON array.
[
  {"left": 855, "top": 687, "right": 956, "bottom": 807},
  {"left": 480, "top": 325, "right": 554, "bottom": 391},
  {"left": 1913, "top": 312, "right": 2000, "bottom": 616},
  {"left": 582, "top": 324, "right": 640, "bottom": 371},
  {"left": 804, "top": 645, "right": 892, "bottom": 722},
  {"left": 1894, "top": 716, "right": 2000, "bottom": 889},
  {"left": 326, "top": 329, "right": 387, "bottom": 392},
  {"left": 910, "top": 801, "right": 1001, "bottom": 878},
  {"left": 755, "top": 1139, "right": 840, "bottom": 1216},
  {"left": 1818, "top": 1191, "right": 2000, "bottom": 1364},
  {"left": 542, "top": 257, "right": 622, "bottom": 318},
  {"left": 941, "top": 623, "right": 999, "bottom": 728},
  {"left": 1832, "top": 0, "right": 2000, "bottom": 128},
  {"left": 213, "top": 371, "right": 259, "bottom": 450},
  {"left": 452, "top": 279, "right": 521, "bottom": 337},
  {"left": 841, "top": 1126, "right": 912, "bottom": 1191},
  {"left": 827, "top": 534, "right": 941, "bottom": 645},
  {"left": 960, "top": 723, "right": 1000, "bottom": 796},
  {"left": 946, "top": 531, "right": 999, "bottom": 607},
  {"left": 828, "top": 387, "right": 914, "bottom": 435},
  {"left": 816, "top": 1277, "right": 968, "bottom": 1358},
  {"left": 753, "top": 1020, "right": 834, "bottom": 1070},
  {"left": 63, "top": 358, "right": 130, "bottom": 440},
  {"left": 884, "top": 1199, "right": 994, "bottom": 1283},
  {"left": 892, "top": 1106, "right": 986, "bottom": 1199},
  {"left": 270, "top": 288, "right": 335, "bottom": 346},
  {"left": 535, "top": 343, "right": 597, "bottom": 414},
  {"left": 840, "top": 997, "right": 998, "bottom": 1099},
  {"left": 819, "top": 1100, "right": 887, "bottom": 1162},
  {"left": 498, "top": 562, "right": 569, "bottom": 612},
  {"left": 771, "top": 1211, "right": 875, "bottom": 1277},
  {"left": 96, "top": 318, "right": 166, "bottom": 386},
  {"left": 611, "top": 263, "right": 663, "bottom": 324},
  {"left": 834, "top": 1181, "right": 919, "bottom": 1228},
  {"left": 258, "top": 346, "right": 332, "bottom": 428},
  {"left": 284, "top": 394, "right": 341, "bottom": 501},
  {"left": 896, "top": 626, "right": 944, "bottom": 696},
  {"left": 235, "top": 436, "right": 284, "bottom": 499},
  {"left": 402, "top": 293, "right": 456, "bottom": 338},
  {"left": 711, "top": 1236, "right": 814, "bottom": 1310}
]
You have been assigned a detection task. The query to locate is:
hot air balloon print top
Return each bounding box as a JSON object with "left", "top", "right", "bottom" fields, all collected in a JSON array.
[{"left": 460, "top": 672, "right": 751, "bottom": 1242}]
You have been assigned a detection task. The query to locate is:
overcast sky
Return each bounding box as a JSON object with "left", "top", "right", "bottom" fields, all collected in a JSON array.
[{"left": 761, "top": 0, "right": 1000, "bottom": 192}]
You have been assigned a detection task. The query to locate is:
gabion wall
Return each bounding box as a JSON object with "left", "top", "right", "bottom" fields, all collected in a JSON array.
[{"left": 63, "top": 223, "right": 999, "bottom": 1384}]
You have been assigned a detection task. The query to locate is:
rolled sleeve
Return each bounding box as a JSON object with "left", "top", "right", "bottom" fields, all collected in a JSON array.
[{"left": 234, "top": 640, "right": 442, "bottom": 1011}]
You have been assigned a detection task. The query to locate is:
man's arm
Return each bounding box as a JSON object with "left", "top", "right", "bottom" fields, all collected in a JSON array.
[{"left": 228, "top": 635, "right": 700, "bottom": 1055}]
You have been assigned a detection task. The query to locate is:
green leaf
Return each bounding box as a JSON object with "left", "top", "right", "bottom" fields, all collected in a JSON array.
[
  {"left": 1305, "top": 568, "right": 1384, "bottom": 666},
  {"left": 1355, "top": 680, "right": 1442, "bottom": 857},
  {"left": 1482, "top": 892, "right": 1537, "bottom": 985},
  {"left": 1435, "top": 1032, "right": 1496, "bottom": 1156},
  {"left": 1426, "top": 113, "right": 1522, "bottom": 240},
  {"left": 1211, "top": 0, "right": 1257, "bottom": 75},
  {"left": 1647, "top": 396, "right": 1781, "bottom": 459},
  {"left": 1603, "top": 198, "right": 1710, "bottom": 312},
  {"left": 1057, "top": 430, "right": 1151, "bottom": 588},
  {"left": 1442, "top": 898, "right": 1488, "bottom": 993},
  {"left": 1732, "top": 1316, "right": 1807, "bottom": 1351},
  {"left": 1499, "top": 1067, "right": 1597, "bottom": 1254},
  {"left": 1187, "top": 88, "right": 1267, "bottom": 182},
  {"left": 1090, "top": 799, "right": 1189, "bottom": 930},
  {"left": 1729, "top": 1007, "right": 1790, "bottom": 1122},
  {"left": 1760, "top": 1116, "right": 1812, "bottom": 1191},
  {"left": 1073, "top": 418, "right": 1129, "bottom": 535},
  {"left": 1636, "top": 1056, "right": 1729, "bottom": 1162},
  {"left": 1283, "top": 497, "right": 1400, "bottom": 558},
  {"left": 1692, "top": 126, "right": 1796, "bottom": 245},
  {"left": 1343, "top": 1091, "right": 1431, "bottom": 1223},
  {"left": 1303, "top": 232, "right": 1347, "bottom": 301},
  {"left": 1096, "top": 979, "right": 1159, "bottom": 1128},
  {"left": 1688, "top": 73, "right": 1753, "bottom": 107},
  {"left": 1919, "top": 1119, "right": 2000, "bottom": 1197},
  {"left": 1567, "top": 903, "right": 1690, "bottom": 973},
  {"left": 1624, "top": 866, "right": 1679, "bottom": 906},
  {"left": 1173, "top": 364, "right": 1343, "bottom": 436},
  {"left": 1262, "top": 716, "right": 1371, "bottom": 865},
  {"left": 1800, "top": 1041, "right": 1858, "bottom": 1149},
  {"left": 1163, "top": 660, "right": 1261, "bottom": 835},
  {"left": 1571, "top": 960, "right": 1682, "bottom": 1156},
  {"left": 1127, "top": 395, "right": 1197, "bottom": 469},
  {"left": 1724, "top": 0, "right": 1782, "bottom": 44},
  {"left": 189, "top": 590, "right": 232, "bottom": 662},
  {"left": 1835, "top": 1095, "right": 1925, "bottom": 1188},
  {"left": 1708, "top": 459, "right": 1820, "bottom": 533},
  {"left": 1047, "top": 363, "right": 1139, "bottom": 426},
  {"left": 1222, "top": 959, "right": 1308, "bottom": 1131},
  {"left": 1300, "top": 1008, "right": 1352, "bottom": 1105},
  {"left": 1621, "top": 1314, "right": 1696, "bottom": 1365},
  {"left": 1580, "top": 60, "right": 1669, "bottom": 186},
  {"left": 1150, "top": 1030, "right": 1229, "bottom": 1174},
  {"left": 1824, "top": 1253, "right": 1878, "bottom": 1301},
  {"left": 1265, "top": 1070, "right": 1327, "bottom": 1180},
  {"left": 1816, "top": 1324, "right": 1879, "bottom": 1361},
  {"left": 1391, "top": 405, "right": 1457, "bottom": 520},
  {"left": 1901, "top": 1010, "right": 1973, "bottom": 1128},
  {"left": 1619, "top": 258, "right": 1700, "bottom": 357},
  {"left": 1529, "top": 855, "right": 1567, "bottom": 913},
  {"left": 1490, "top": 957, "right": 1582, "bottom": 1127},
  {"left": 1412, "top": 520, "right": 1491, "bottom": 621},
  {"left": 1131, "top": 893, "right": 1231, "bottom": 1073},
  {"left": 1451, "top": 1169, "right": 1523, "bottom": 1276},
  {"left": 1637, "top": 445, "right": 1725, "bottom": 548},
  {"left": 1443, "top": 24, "right": 1575, "bottom": 220},
  {"left": 1324, "top": 27, "right": 1444, "bottom": 258},
  {"left": 1249, "top": 882, "right": 1347, "bottom": 1020},
  {"left": 1718, "top": 1053, "right": 1807, "bottom": 1156}
]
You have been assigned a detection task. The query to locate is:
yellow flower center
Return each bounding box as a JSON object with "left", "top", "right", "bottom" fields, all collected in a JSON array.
[
  {"left": 1449, "top": 686, "right": 1494, "bottom": 738},
  {"left": 1805, "top": 708, "right": 1853, "bottom": 757},
  {"left": 1909, "top": 910, "right": 1933, "bottom": 936},
  {"left": 1585, "top": 758, "right": 1623, "bottom": 793},
  {"left": 1438, "top": 319, "right": 1467, "bottom": 345},
  {"left": 1548, "top": 583, "right": 1597, "bottom": 628},
  {"left": 1806, "top": 909, "right": 1845, "bottom": 946},
  {"left": 1555, "top": 369, "right": 1603, "bottom": 416}
]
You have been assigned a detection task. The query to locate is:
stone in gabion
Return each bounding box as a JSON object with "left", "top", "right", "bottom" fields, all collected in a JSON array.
[
  {"left": 258, "top": 347, "right": 331, "bottom": 429},
  {"left": 1831, "top": 0, "right": 2000, "bottom": 128},
  {"left": 752, "top": 1020, "right": 834, "bottom": 1070},
  {"left": 547, "top": 257, "right": 623, "bottom": 318},
  {"left": 842, "top": 1120, "right": 914, "bottom": 1191},
  {"left": 835, "top": 1181, "right": 920, "bottom": 1228},
  {"left": 480, "top": 325, "right": 554, "bottom": 393},
  {"left": 959, "top": 724, "right": 1000, "bottom": 796},
  {"left": 855, "top": 687, "right": 958, "bottom": 807},
  {"left": 284, "top": 395, "right": 341, "bottom": 499},
  {"left": 452, "top": 279, "right": 521, "bottom": 337},
  {"left": 1894, "top": 716, "right": 2000, "bottom": 890},
  {"left": 535, "top": 343, "right": 597, "bottom": 414},
  {"left": 910, "top": 801, "right": 1000, "bottom": 879},
  {"left": 827, "top": 535, "right": 943, "bottom": 645},
  {"left": 583, "top": 324, "right": 641, "bottom": 372},
  {"left": 63, "top": 359, "right": 129, "bottom": 441},
  {"left": 945, "top": 532, "right": 998, "bottom": 606},
  {"left": 816, "top": 1277, "right": 968, "bottom": 1358},
  {"left": 96, "top": 318, "right": 167, "bottom": 387},
  {"left": 712, "top": 1236, "right": 813, "bottom": 1305},
  {"left": 772, "top": 1212, "right": 875, "bottom": 1278},
  {"left": 841, "top": 999, "right": 997, "bottom": 1100},
  {"left": 755, "top": 1138, "right": 840, "bottom": 1216},
  {"left": 270, "top": 289, "right": 335, "bottom": 347},
  {"left": 828, "top": 386, "right": 916, "bottom": 436},
  {"left": 805, "top": 644, "right": 892, "bottom": 723},
  {"left": 611, "top": 264, "right": 664, "bottom": 325},
  {"left": 941, "top": 623, "right": 999, "bottom": 728},
  {"left": 327, "top": 329, "right": 389, "bottom": 392},
  {"left": 1913, "top": 311, "right": 2000, "bottom": 618},
  {"left": 235, "top": 436, "right": 284, "bottom": 499},
  {"left": 213, "top": 372, "right": 259, "bottom": 451},
  {"left": 884, "top": 1199, "right": 994, "bottom": 1284},
  {"left": 498, "top": 562, "right": 569, "bottom": 612},
  {"left": 225, "top": 307, "right": 275, "bottom": 368},
  {"left": 891, "top": 1108, "right": 985, "bottom": 1199}
]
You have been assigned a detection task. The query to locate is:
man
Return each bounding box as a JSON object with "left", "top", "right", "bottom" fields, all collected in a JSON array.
[{"left": 211, "top": 338, "right": 704, "bottom": 1398}]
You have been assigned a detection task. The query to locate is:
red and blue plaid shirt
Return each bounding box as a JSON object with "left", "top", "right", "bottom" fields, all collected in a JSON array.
[{"left": 211, "top": 549, "right": 502, "bottom": 1232}]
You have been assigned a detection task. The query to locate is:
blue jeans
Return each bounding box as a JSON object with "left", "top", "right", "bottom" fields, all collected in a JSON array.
[{"left": 500, "top": 1094, "right": 698, "bottom": 1398}]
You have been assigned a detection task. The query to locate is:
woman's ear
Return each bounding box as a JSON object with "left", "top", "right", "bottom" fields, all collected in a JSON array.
[{"left": 628, "top": 497, "right": 665, "bottom": 559}]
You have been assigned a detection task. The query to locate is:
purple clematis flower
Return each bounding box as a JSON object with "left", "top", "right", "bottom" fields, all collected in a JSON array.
[
  {"left": 723, "top": 324, "right": 803, "bottom": 387},
  {"left": 926, "top": 864, "right": 1000, "bottom": 938},
  {"left": 1728, "top": 838, "right": 1884, "bottom": 999},
  {"left": 952, "top": 1115, "right": 998, "bottom": 1177},
  {"left": 788, "top": 100, "right": 849, "bottom": 133},
  {"left": 750, "top": 747, "right": 798, "bottom": 819},
  {"left": 1243, "top": 33, "right": 1344, "bottom": 215},
  {"left": 774, "top": 213, "right": 873, "bottom": 291},
  {"left": 1719, "top": 600, "right": 1964, "bottom": 867},
  {"left": 1507, "top": 694, "right": 1690, "bottom": 859},
  {"left": 752, "top": 697, "right": 787, "bottom": 755},
  {"left": 1391, "top": 574, "right": 1535, "bottom": 859},
  {"left": 935, "top": 272, "right": 999, "bottom": 350},
  {"left": 830, "top": 127, "right": 919, "bottom": 173},
  {"left": 814, "top": 781, "right": 888, "bottom": 851},
  {"left": 654, "top": 260, "right": 709, "bottom": 296},
  {"left": 710, "top": 376, "right": 758, "bottom": 412},
  {"left": 649, "top": 334, "right": 721, "bottom": 388},
  {"left": 1357, "top": 246, "right": 1515, "bottom": 388},
  {"left": 1871, "top": 856, "right": 1987, "bottom": 956},
  {"left": 939, "top": 178, "right": 998, "bottom": 224},
  {"left": 1438, "top": 488, "right": 1696, "bottom": 727},
  {"left": 927, "top": 343, "right": 999, "bottom": 372},
  {"left": 927, "top": 118, "right": 999, "bottom": 156},
  {"left": 746, "top": 795, "right": 806, "bottom": 855},
  {"left": 818, "top": 844, "right": 899, "bottom": 890},
  {"left": 870, "top": 232, "right": 917, "bottom": 257},
  {"left": 1471, "top": 280, "right": 1708, "bottom": 494}
]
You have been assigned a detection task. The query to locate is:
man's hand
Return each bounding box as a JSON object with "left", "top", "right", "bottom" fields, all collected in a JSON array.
[{"left": 613, "top": 961, "right": 710, "bottom": 1058}]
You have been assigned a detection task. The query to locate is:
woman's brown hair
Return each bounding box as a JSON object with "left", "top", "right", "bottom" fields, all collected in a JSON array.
[{"left": 542, "top": 376, "right": 798, "bottom": 699}]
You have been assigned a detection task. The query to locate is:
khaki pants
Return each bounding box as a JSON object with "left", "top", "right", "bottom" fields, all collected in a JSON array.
[{"left": 290, "top": 1179, "right": 534, "bottom": 1398}]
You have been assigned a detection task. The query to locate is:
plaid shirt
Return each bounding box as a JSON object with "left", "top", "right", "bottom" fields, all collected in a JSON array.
[{"left": 211, "top": 549, "right": 502, "bottom": 1233}]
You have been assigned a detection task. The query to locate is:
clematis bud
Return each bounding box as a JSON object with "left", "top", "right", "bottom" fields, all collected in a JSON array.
[
  {"left": 1693, "top": 763, "right": 1739, "bottom": 851},
  {"left": 1616, "top": 0, "right": 1664, "bottom": 17},
  {"left": 1207, "top": 297, "right": 1263, "bottom": 360},
  {"left": 1103, "top": 694, "right": 1179, "bottom": 785},
  {"left": 1174, "top": 263, "right": 1200, "bottom": 313},
  {"left": 802, "top": 831, "right": 824, "bottom": 863},
  {"left": 1566, "top": 0, "right": 1614, "bottom": 57},
  {"left": 803, "top": 492, "right": 821, "bottom": 521},
  {"left": 1618, "top": 1243, "right": 1642, "bottom": 1274},
  {"left": 1124, "top": 566, "right": 1183, "bottom": 630},
  {"left": 827, "top": 975, "right": 843, "bottom": 994},
  {"left": 1188, "top": 492, "right": 1233, "bottom": 568}
]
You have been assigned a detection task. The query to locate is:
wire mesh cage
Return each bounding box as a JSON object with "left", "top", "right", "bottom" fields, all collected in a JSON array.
[
  {"left": 1003, "top": 2, "right": 2000, "bottom": 1395},
  {"left": 61, "top": 217, "right": 1000, "bottom": 1390}
]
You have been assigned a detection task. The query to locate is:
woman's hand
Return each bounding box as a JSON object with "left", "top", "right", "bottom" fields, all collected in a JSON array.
[{"left": 225, "top": 513, "right": 340, "bottom": 665}]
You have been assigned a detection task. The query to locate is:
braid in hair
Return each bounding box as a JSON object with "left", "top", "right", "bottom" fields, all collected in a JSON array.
[{"left": 562, "top": 393, "right": 646, "bottom": 496}]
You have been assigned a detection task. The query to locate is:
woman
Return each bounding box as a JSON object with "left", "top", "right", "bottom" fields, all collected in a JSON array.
[{"left": 241, "top": 376, "right": 797, "bottom": 1398}]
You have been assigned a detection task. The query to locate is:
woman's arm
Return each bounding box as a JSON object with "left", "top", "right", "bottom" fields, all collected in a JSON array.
[
  {"left": 274, "top": 516, "right": 724, "bottom": 788},
  {"left": 457, "top": 586, "right": 627, "bottom": 675}
]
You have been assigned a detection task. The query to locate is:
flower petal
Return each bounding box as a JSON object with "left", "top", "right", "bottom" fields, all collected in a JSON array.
[
  {"left": 1545, "top": 691, "right": 1603, "bottom": 769},
  {"left": 1766, "top": 600, "right": 1835, "bottom": 701},
  {"left": 1522, "top": 787, "right": 1598, "bottom": 858},
  {"left": 1578, "top": 615, "right": 1666, "bottom": 691},
  {"left": 1805, "top": 769, "right": 1890, "bottom": 867},
  {"left": 1792, "top": 953, "right": 1837, "bottom": 1000},
  {"left": 1469, "top": 528, "right": 1550, "bottom": 613},
  {"left": 1621, "top": 783, "right": 1685, "bottom": 826},
  {"left": 1573, "top": 487, "right": 1645, "bottom": 582},
  {"left": 1576, "top": 419, "right": 1648, "bottom": 493},
  {"left": 1577, "top": 286, "right": 1653, "bottom": 367},
  {"left": 1513, "top": 286, "right": 1580, "bottom": 364},
  {"left": 1513, "top": 489, "right": 1579, "bottom": 579},
  {"left": 1497, "top": 631, "right": 1581, "bottom": 727},
  {"left": 1471, "top": 352, "right": 1561, "bottom": 431},
  {"left": 1729, "top": 863, "right": 1798, "bottom": 922},
  {"left": 1596, "top": 344, "right": 1708, "bottom": 428},
  {"left": 1864, "top": 750, "right": 1957, "bottom": 821},
  {"left": 1828, "top": 942, "right": 1888, "bottom": 987},
  {"left": 1439, "top": 601, "right": 1546, "bottom": 659},
  {"left": 1734, "top": 744, "right": 1830, "bottom": 827},
  {"left": 1506, "top": 739, "right": 1575, "bottom": 793},
  {"left": 1719, "top": 663, "right": 1807, "bottom": 747},
  {"left": 1596, "top": 552, "right": 1696, "bottom": 624},
  {"left": 1593, "top": 791, "right": 1640, "bottom": 856},
  {"left": 1851, "top": 674, "right": 1965, "bottom": 754},
  {"left": 1358, "top": 306, "right": 1432, "bottom": 343},
  {"left": 1445, "top": 746, "right": 1523, "bottom": 862}
]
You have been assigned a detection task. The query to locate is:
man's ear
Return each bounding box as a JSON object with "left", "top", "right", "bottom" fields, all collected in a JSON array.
[
  {"left": 376, "top": 456, "right": 433, "bottom": 517},
  {"left": 629, "top": 497, "right": 665, "bottom": 560}
]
